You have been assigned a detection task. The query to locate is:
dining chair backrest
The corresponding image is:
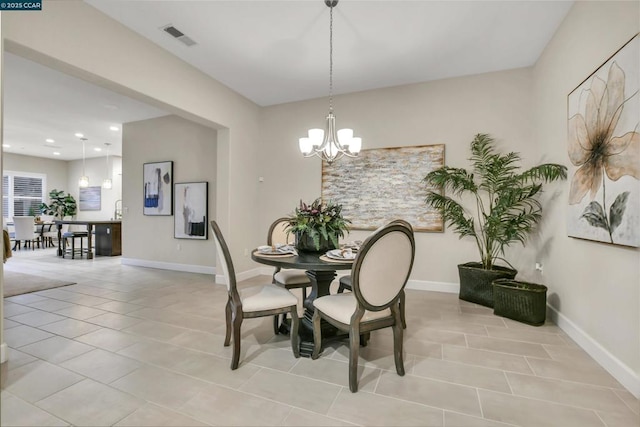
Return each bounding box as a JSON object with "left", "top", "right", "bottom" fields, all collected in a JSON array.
[
  {"left": 210, "top": 220, "right": 238, "bottom": 296},
  {"left": 351, "top": 222, "right": 415, "bottom": 311},
  {"left": 267, "top": 217, "right": 292, "bottom": 246},
  {"left": 13, "top": 216, "right": 37, "bottom": 240}
]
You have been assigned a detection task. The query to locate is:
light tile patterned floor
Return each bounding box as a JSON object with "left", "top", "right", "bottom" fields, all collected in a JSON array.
[{"left": 1, "top": 248, "right": 638, "bottom": 426}]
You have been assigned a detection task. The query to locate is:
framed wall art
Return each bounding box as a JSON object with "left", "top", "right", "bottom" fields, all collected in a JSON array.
[
  {"left": 174, "top": 181, "right": 208, "bottom": 240},
  {"left": 143, "top": 161, "right": 173, "bottom": 216},
  {"left": 79, "top": 186, "right": 101, "bottom": 211},
  {"left": 322, "top": 144, "right": 445, "bottom": 232},
  {"left": 567, "top": 34, "right": 639, "bottom": 247}
]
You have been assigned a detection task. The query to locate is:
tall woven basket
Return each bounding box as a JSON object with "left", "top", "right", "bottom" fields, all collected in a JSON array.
[{"left": 492, "top": 279, "right": 547, "bottom": 326}]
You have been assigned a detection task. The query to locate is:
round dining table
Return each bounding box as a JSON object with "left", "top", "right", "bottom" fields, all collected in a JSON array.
[{"left": 251, "top": 249, "right": 353, "bottom": 357}]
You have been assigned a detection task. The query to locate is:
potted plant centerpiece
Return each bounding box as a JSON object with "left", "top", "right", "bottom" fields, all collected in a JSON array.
[
  {"left": 40, "top": 189, "right": 77, "bottom": 219},
  {"left": 424, "top": 134, "right": 567, "bottom": 308},
  {"left": 286, "top": 198, "right": 350, "bottom": 253}
]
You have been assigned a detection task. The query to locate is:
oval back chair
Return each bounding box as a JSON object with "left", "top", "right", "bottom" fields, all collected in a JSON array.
[{"left": 312, "top": 221, "right": 415, "bottom": 392}]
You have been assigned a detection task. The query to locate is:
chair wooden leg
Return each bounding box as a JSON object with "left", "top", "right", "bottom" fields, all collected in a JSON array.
[
  {"left": 392, "top": 305, "right": 405, "bottom": 377},
  {"left": 289, "top": 307, "right": 300, "bottom": 358},
  {"left": 311, "top": 310, "right": 322, "bottom": 359},
  {"left": 272, "top": 315, "right": 280, "bottom": 335},
  {"left": 400, "top": 289, "right": 407, "bottom": 329},
  {"left": 230, "top": 313, "right": 243, "bottom": 370},
  {"left": 349, "top": 322, "right": 361, "bottom": 393},
  {"left": 224, "top": 298, "right": 232, "bottom": 347},
  {"left": 301, "top": 287, "right": 308, "bottom": 301}
]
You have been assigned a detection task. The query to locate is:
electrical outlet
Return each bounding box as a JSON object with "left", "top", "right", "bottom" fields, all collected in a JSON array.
[
  {"left": 535, "top": 262, "right": 543, "bottom": 274},
  {"left": 176, "top": 243, "right": 181, "bottom": 251}
]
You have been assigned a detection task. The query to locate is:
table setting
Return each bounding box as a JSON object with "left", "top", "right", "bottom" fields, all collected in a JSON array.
[{"left": 254, "top": 243, "right": 298, "bottom": 257}]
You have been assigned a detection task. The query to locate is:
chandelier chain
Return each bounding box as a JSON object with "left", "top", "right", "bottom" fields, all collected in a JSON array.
[{"left": 328, "top": 2, "right": 333, "bottom": 113}]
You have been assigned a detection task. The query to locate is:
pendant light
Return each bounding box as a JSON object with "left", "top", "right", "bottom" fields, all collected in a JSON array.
[
  {"left": 78, "top": 137, "right": 89, "bottom": 187},
  {"left": 103, "top": 143, "right": 113, "bottom": 189},
  {"left": 298, "top": 0, "right": 362, "bottom": 164}
]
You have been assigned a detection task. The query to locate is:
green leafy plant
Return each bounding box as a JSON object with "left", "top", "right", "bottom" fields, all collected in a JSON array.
[
  {"left": 39, "top": 189, "right": 77, "bottom": 219},
  {"left": 286, "top": 198, "right": 351, "bottom": 250},
  {"left": 424, "top": 134, "right": 567, "bottom": 270}
]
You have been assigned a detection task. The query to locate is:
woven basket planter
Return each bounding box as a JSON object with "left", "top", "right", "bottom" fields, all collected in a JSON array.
[
  {"left": 492, "top": 279, "right": 547, "bottom": 326},
  {"left": 457, "top": 262, "right": 517, "bottom": 308}
]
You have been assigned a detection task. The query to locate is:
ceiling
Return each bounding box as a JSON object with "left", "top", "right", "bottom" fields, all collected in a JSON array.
[
  {"left": 3, "top": 0, "right": 574, "bottom": 161},
  {"left": 2, "top": 53, "right": 168, "bottom": 161}
]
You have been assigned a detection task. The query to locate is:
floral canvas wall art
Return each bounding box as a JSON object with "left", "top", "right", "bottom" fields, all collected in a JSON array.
[{"left": 567, "top": 34, "right": 639, "bottom": 247}]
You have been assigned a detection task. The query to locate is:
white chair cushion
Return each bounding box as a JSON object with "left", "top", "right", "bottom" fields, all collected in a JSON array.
[
  {"left": 313, "top": 293, "right": 391, "bottom": 324},
  {"left": 274, "top": 269, "right": 311, "bottom": 285},
  {"left": 241, "top": 284, "right": 298, "bottom": 312}
]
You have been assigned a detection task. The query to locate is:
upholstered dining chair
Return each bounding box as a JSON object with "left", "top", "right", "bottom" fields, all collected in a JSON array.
[
  {"left": 211, "top": 220, "right": 300, "bottom": 370},
  {"left": 337, "top": 219, "right": 412, "bottom": 329},
  {"left": 268, "top": 217, "right": 312, "bottom": 333},
  {"left": 12, "top": 216, "right": 40, "bottom": 250},
  {"left": 312, "top": 221, "right": 415, "bottom": 392},
  {"left": 40, "top": 214, "right": 56, "bottom": 248}
]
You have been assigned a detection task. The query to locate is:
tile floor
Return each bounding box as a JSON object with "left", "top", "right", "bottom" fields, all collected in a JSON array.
[{"left": 1, "top": 248, "right": 638, "bottom": 426}]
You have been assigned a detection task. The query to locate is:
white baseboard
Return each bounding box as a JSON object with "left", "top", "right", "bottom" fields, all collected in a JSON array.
[
  {"left": 121, "top": 258, "right": 215, "bottom": 275},
  {"left": 0, "top": 342, "right": 7, "bottom": 364},
  {"left": 547, "top": 304, "right": 640, "bottom": 398}
]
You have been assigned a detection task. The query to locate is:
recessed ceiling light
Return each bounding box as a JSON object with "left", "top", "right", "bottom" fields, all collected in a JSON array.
[
  {"left": 75, "top": 133, "right": 84, "bottom": 138},
  {"left": 94, "top": 147, "right": 102, "bottom": 152},
  {"left": 109, "top": 126, "right": 119, "bottom": 131},
  {"left": 2, "top": 144, "right": 10, "bottom": 148},
  {"left": 46, "top": 138, "right": 55, "bottom": 143},
  {"left": 53, "top": 152, "right": 61, "bottom": 156}
]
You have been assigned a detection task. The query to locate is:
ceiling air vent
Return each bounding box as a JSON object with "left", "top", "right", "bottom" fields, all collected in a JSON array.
[{"left": 161, "top": 24, "right": 197, "bottom": 47}]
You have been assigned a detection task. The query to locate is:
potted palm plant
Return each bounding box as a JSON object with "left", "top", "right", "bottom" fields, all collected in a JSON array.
[
  {"left": 286, "top": 198, "right": 350, "bottom": 252},
  {"left": 424, "top": 134, "right": 567, "bottom": 308},
  {"left": 40, "top": 189, "right": 77, "bottom": 219}
]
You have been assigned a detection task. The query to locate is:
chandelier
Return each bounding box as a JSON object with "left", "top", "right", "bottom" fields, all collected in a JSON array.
[{"left": 298, "top": 0, "right": 362, "bottom": 164}]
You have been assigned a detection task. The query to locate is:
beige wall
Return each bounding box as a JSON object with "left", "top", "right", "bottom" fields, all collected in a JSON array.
[
  {"left": 532, "top": 1, "right": 640, "bottom": 386},
  {"left": 122, "top": 115, "right": 217, "bottom": 268},
  {"left": 2, "top": 153, "right": 122, "bottom": 221},
  {"left": 67, "top": 156, "right": 122, "bottom": 221},
  {"left": 3, "top": 152, "right": 68, "bottom": 194},
  {"left": 259, "top": 68, "right": 538, "bottom": 284}
]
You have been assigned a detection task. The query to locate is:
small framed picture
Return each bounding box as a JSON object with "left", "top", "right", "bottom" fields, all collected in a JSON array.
[
  {"left": 174, "top": 182, "right": 208, "bottom": 240},
  {"left": 143, "top": 161, "right": 173, "bottom": 216}
]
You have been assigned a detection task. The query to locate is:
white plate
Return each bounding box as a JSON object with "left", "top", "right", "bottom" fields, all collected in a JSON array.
[{"left": 326, "top": 249, "right": 356, "bottom": 260}]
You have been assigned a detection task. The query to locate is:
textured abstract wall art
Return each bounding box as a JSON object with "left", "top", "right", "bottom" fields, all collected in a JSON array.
[
  {"left": 79, "top": 186, "right": 101, "bottom": 211},
  {"left": 143, "top": 161, "right": 173, "bottom": 216},
  {"left": 174, "top": 182, "right": 208, "bottom": 240},
  {"left": 567, "top": 34, "right": 639, "bottom": 247},
  {"left": 322, "top": 144, "right": 445, "bottom": 231}
]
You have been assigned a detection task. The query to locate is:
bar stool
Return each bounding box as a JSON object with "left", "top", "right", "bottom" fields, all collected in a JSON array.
[{"left": 62, "top": 231, "right": 88, "bottom": 259}]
